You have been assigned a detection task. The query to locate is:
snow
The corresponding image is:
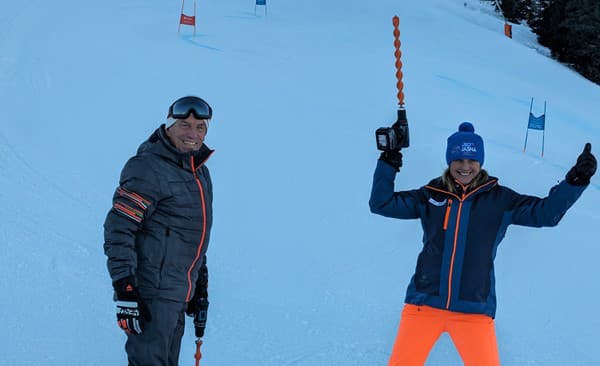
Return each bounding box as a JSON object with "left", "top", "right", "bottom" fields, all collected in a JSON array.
[{"left": 1, "top": 0, "right": 599, "bottom": 364}]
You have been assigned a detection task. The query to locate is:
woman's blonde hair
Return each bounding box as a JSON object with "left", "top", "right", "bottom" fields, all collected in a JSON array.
[{"left": 441, "top": 168, "right": 489, "bottom": 194}]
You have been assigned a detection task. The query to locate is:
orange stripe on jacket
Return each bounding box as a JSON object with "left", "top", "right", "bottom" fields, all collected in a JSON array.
[{"left": 185, "top": 155, "right": 210, "bottom": 302}]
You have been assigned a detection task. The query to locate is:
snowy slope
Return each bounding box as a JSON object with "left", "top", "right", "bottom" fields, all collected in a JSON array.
[{"left": 1, "top": 0, "right": 599, "bottom": 364}]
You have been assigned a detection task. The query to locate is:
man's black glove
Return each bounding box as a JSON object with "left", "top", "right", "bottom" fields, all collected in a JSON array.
[
  {"left": 379, "top": 150, "right": 403, "bottom": 171},
  {"left": 113, "top": 276, "right": 151, "bottom": 335},
  {"left": 566, "top": 143, "right": 596, "bottom": 186}
]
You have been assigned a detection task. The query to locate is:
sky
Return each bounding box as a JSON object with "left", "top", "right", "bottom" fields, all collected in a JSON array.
[{"left": 1, "top": 0, "right": 599, "bottom": 364}]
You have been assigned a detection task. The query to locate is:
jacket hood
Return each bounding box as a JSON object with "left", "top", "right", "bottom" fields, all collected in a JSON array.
[{"left": 137, "top": 124, "right": 213, "bottom": 170}]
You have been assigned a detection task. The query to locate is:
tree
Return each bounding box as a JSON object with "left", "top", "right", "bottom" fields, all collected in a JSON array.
[
  {"left": 534, "top": 0, "right": 600, "bottom": 84},
  {"left": 528, "top": 0, "right": 552, "bottom": 29},
  {"left": 500, "top": 0, "right": 533, "bottom": 22},
  {"left": 560, "top": 0, "right": 600, "bottom": 83},
  {"left": 479, "top": 0, "right": 600, "bottom": 84}
]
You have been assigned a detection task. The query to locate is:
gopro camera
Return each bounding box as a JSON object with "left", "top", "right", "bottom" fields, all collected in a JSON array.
[{"left": 376, "top": 109, "right": 410, "bottom": 151}]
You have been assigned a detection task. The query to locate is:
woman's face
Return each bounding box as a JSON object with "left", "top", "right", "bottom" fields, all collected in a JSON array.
[{"left": 449, "top": 159, "right": 481, "bottom": 185}]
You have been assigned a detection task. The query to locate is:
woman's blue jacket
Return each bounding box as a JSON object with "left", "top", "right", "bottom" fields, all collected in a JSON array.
[{"left": 369, "top": 160, "right": 587, "bottom": 318}]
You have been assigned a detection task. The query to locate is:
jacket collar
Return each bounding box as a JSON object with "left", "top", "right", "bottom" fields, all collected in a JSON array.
[{"left": 425, "top": 176, "right": 498, "bottom": 200}]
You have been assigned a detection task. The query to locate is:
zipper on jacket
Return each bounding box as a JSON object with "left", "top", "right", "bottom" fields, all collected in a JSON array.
[
  {"left": 443, "top": 199, "right": 453, "bottom": 231},
  {"left": 445, "top": 196, "right": 464, "bottom": 309},
  {"left": 185, "top": 155, "right": 208, "bottom": 302}
]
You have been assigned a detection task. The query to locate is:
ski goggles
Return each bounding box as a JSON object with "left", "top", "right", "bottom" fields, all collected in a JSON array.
[{"left": 168, "top": 96, "right": 212, "bottom": 120}]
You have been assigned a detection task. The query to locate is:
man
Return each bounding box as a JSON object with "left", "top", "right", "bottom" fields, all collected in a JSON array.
[{"left": 104, "top": 96, "right": 214, "bottom": 365}]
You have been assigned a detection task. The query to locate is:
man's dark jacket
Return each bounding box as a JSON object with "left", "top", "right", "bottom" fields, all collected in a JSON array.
[
  {"left": 104, "top": 124, "right": 213, "bottom": 302},
  {"left": 369, "top": 160, "right": 587, "bottom": 318}
]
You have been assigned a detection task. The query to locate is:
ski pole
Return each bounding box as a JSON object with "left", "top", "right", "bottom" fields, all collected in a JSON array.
[{"left": 194, "top": 338, "right": 203, "bottom": 366}]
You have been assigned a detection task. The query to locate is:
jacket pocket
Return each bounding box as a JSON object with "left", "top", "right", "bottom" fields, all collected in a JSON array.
[{"left": 414, "top": 247, "right": 442, "bottom": 296}]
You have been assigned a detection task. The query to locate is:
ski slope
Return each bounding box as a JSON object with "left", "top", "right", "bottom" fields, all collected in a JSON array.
[{"left": 1, "top": 0, "right": 599, "bottom": 364}]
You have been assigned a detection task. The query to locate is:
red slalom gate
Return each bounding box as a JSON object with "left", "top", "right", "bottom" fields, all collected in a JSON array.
[{"left": 178, "top": 0, "right": 196, "bottom": 36}]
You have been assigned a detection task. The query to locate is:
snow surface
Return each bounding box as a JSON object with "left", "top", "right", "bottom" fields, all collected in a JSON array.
[{"left": 1, "top": 0, "right": 599, "bottom": 364}]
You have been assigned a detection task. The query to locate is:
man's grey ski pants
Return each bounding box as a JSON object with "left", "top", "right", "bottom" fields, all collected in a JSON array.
[{"left": 125, "top": 298, "right": 187, "bottom": 366}]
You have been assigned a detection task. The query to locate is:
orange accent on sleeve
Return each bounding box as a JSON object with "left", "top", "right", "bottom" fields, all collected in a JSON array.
[
  {"left": 117, "top": 187, "right": 151, "bottom": 209},
  {"left": 113, "top": 202, "right": 143, "bottom": 223}
]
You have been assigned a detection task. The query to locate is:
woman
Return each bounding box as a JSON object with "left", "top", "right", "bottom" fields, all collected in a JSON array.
[{"left": 369, "top": 122, "right": 596, "bottom": 366}]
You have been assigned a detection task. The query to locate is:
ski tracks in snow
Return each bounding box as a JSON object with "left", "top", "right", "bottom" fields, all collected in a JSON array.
[{"left": 0, "top": 132, "right": 92, "bottom": 211}]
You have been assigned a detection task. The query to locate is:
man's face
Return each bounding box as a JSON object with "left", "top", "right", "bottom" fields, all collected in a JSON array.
[
  {"left": 449, "top": 159, "right": 481, "bottom": 185},
  {"left": 165, "top": 115, "right": 208, "bottom": 153}
]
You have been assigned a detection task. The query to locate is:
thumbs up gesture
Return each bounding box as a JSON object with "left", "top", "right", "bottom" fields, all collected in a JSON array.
[{"left": 566, "top": 143, "right": 597, "bottom": 185}]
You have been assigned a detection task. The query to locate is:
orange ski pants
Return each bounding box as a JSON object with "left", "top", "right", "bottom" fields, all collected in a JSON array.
[{"left": 388, "top": 304, "right": 500, "bottom": 366}]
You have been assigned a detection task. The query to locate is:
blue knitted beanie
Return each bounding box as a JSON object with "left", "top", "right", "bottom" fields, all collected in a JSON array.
[{"left": 446, "top": 122, "right": 484, "bottom": 165}]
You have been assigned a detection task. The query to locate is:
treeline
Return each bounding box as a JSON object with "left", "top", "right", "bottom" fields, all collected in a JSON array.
[{"left": 483, "top": 0, "right": 600, "bottom": 85}]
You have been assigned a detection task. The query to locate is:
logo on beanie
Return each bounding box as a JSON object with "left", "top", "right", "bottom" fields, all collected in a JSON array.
[
  {"left": 450, "top": 143, "right": 477, "bottom": 155},
  {"left": 460, "top": 142, "right": 477, "bottom": 153}
]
